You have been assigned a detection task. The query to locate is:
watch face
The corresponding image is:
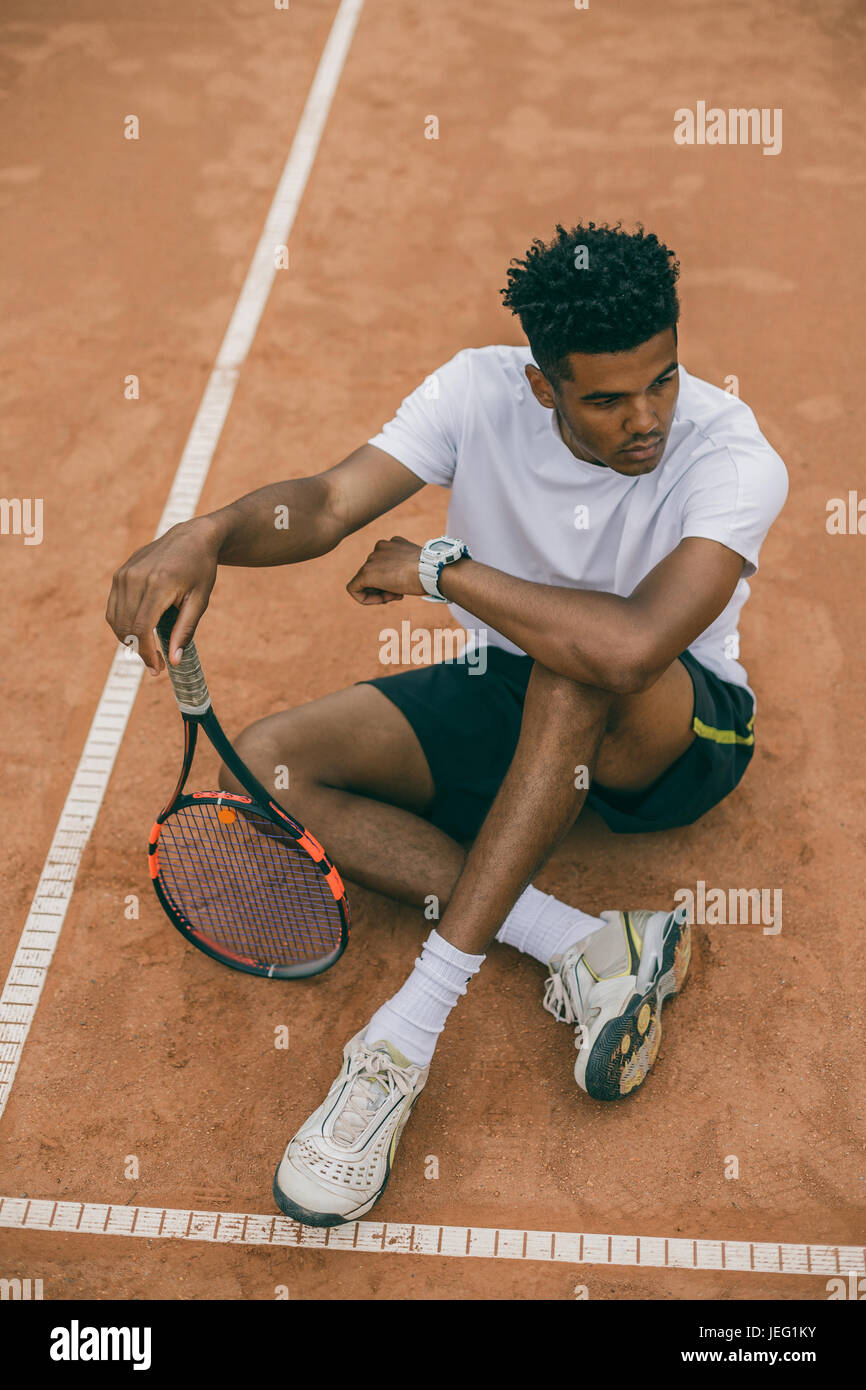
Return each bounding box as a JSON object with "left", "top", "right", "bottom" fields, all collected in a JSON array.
[{"left": 429, "top": 539, "right": 454, "bottom": 554}]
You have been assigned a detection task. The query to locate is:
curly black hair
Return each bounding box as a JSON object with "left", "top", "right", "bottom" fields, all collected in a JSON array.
[{"left": 501, "top": 222, "right": 680, "bottom": 386}]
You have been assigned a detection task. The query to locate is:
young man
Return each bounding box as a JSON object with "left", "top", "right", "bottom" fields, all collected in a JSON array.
[{"left": 107, "top": 223, "right": 787, "bottom": 1228}]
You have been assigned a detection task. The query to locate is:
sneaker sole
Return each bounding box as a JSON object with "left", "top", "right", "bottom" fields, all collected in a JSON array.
[
  {"left": 581, "top": 910, "right": 691, "bottom": 1102},
  {"left": 271, "top": 1172, "right": 384, "bottom": 1227}
]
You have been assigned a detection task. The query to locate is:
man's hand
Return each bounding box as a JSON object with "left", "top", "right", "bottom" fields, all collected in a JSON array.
[
  {"left": 346, "top": 536, "right": 425, "bottom": 605},
  {"left": 105, "top": 516, "right": 223, "bottom": 675}
]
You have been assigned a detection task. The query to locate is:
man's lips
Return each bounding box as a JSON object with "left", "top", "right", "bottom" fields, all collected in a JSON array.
[{"left": 620, "top": 438, "right": 663, "bottom": 458}]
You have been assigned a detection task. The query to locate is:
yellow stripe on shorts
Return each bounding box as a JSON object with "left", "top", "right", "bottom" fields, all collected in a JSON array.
[{"left": 692, "top": 713, "right": 755, "bottom": 746}]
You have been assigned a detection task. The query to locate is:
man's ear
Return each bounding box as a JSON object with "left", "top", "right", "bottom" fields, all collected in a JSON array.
[{"left": 525, "top": 363, "right": 556, "bottom": 409}]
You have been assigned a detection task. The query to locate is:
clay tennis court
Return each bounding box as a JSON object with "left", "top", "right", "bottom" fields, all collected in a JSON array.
[{"left": 1, "top": 0, "right": 864, "bottom": 1304}]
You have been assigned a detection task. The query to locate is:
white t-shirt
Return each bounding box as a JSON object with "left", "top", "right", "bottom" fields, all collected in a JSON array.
[{"left": 368, "top": 345, "right": 788, "bottom": 697}]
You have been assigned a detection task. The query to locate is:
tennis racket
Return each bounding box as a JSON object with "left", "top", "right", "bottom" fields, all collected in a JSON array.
[{"left": 148, "top": 605, "right": 350, "bottom": 978}]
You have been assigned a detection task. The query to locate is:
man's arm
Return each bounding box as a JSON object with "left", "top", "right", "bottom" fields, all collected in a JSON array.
[
  {"left": 439, "top": 538, "right": 745, "bottom": 691},
  {"left": 106, "top": 444, "right": 424, "bottom": 674},
  {"left": 347, "top": 535, "right": 745, "bottom": 694}
]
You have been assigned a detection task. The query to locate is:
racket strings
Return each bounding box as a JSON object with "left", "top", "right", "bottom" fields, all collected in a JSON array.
[{"left": 156, "top": 802, "right": 343, "bottom": 966}]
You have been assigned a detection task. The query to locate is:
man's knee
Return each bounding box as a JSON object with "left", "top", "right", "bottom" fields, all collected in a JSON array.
[
  {"left": 527, "top": 662, "right": 615, "bottom": 721},
  {"left": 219, "top": 728, "right": 278, "bottom": 795},
  {"left": 217, "top": 684, "right": 435, "bottom": 811},
  {"left": 218, "top": 718, "right": 300, "bottom": 797},
  {"left": 594, "top": 660, "right": 696, "bottom": 790}
]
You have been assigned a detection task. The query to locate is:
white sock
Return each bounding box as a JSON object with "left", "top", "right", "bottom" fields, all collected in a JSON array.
[
  {"left": 496, "top": 885, "right": 605, "bottom": 965},
  {"left": 364, "top": 929, "right": 485, "bottom": 1067}
]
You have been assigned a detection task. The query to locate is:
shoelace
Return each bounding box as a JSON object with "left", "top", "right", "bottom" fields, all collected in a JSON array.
[
  {"left": 543, "top": 948, "right": 602, "bottom": 1041},
  {"left": 542, "top": 968, "right": 577, "bottom": 1025},
  {"left": 331, "top": 1047, "right": 414, "bottom": 1148},
  {"left": 542, "top": 941, "right": 588, "bottom": 1026}
]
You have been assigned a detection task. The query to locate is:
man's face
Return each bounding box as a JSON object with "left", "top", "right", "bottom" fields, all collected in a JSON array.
[{"left": 526, "top": 327, "right": 679, "bottom": 475}]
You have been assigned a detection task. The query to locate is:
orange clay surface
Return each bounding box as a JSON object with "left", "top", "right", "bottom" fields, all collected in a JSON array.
[{"left": 0, "top": 0, "right": 863, "bottom": 1299}]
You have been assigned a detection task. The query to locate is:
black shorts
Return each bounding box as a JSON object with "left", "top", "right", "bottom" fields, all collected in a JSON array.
[{"left": 361, "top": 648, "right": 755, "bottom": 841}]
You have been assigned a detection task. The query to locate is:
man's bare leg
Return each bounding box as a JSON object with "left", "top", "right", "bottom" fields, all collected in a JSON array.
[
  {"left": 270, "top": 659, "right": 697, "bottom": 1223},
  {"left": 219, "top": 684, "right": 463, "bottom": 905},
  {"left": 434, "top": 662, "right": 615, "bottom": 956},
  {"left": 220, "top": 660, "right": 695, "bottom": 912},
  {"left": 359, "top": 657, "right": 693, "bottom": 1109}
]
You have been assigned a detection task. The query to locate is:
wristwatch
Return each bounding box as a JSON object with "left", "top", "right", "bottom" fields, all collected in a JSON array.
[{"left": 418, "top": 535, "right": 471, "bottom": 602}]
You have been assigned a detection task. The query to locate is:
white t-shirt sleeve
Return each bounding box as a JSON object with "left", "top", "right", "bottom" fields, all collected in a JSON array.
[
  {"left": 367, "top": 351, "right": 469, "bottom": 487},
  {"left": 679, "top": 444, "right": 788, "bottom": 578}
]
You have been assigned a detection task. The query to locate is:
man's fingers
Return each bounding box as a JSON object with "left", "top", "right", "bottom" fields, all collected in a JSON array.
[
  {"left": 347, "top": 554, "right": 406, "bottom": 602},
  {"left": 107, "top": 595, "right": 159, "bottom": 673},
  {"left": 360, "top": 589, "right": 403, "bottom": 605},
  {"left": 106, "top": 567, "right": 161, "bottom": 672},
  {"left": 130, "top": 608, "right": 166, "bottom": 674},
  {"left": 106, "top": 571, "right": 138, "bottom": 653},
  {"left": 166, "top": 592, "right": 207, "bottom": 664},
  {"left": 347, "top": 581, "right": 376, "bottom": 605},
  {"left": 130, "top": 586, "right": 189, "bottom": 674},
  {"left": 127, "top": 627, "right": 163, "bottom": 675},
  {"left": 106, "top": 519, "right": 220, "bottom": 673}
]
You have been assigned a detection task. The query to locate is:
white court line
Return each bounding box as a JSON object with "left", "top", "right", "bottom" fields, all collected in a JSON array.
[
  {"left": 0, "top": 1197, "right": 861, "bottom": 1279},
  {"left": 0, "top": 0, "right": 367, "bottom": 1122}
]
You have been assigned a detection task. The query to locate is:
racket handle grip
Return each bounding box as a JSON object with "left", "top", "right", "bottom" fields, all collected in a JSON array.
[{"left": 156, "top": 606, "right": 211, "bottom": 716}]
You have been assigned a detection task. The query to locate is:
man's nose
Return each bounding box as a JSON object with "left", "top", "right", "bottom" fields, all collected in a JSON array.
[{"left": 622, "top": 396, "right": 660, "bottom": 435}]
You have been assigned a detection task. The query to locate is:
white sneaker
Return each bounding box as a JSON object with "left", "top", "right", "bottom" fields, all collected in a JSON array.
[
  {"left": 543, "top": 907, "right": 690, "bottom": 1101},
  {"left": 273, "top": 1032, "right": 429, "bottom": 1226}
]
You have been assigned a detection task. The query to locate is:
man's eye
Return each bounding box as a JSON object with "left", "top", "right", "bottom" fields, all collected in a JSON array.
[
  {"left": 594, "top": 398, "right": 619, "bottom": 408},
  {"left": 652, "top": 375, "right": 676, "bottom": 391}
]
